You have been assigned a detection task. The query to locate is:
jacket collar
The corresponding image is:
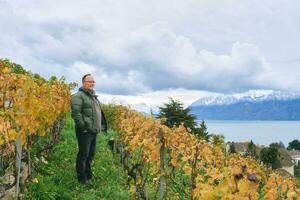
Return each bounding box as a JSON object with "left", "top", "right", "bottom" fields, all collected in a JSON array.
[{"left": 79, "top": 87, "right": 98, "bottom": 98}]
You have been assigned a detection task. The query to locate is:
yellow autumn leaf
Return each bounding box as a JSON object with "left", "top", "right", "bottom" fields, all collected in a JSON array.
[
  {"left": 287, "top": 191, "right": 298, "bottom": 199},
  {"left": 238, "top": 179, "right": 258, "bottom": 198},
  {"left": 183, "top": 166, "right": 192, "bottom": 175},
  {"left": 171, "top": 157, "right": 177, "bottom": 166},
  {"left": 182, "top": 155, "right": 190, "bottom": 162},
  {"left": 32, "top": 178, "right": 39, "bottom": 183},
  {"left": 203, "top": 191, "right": 215, "bottom": 200},
  {"left": 8, "top": 129, "right": 16, "bottom": 140},
  {"left": 2, "top": 67, "right": 11, "bottom": 74},
  {"left": 231, "top": 165, "right": 242, "bottom": 176},
  {"left": 150, "top": 150, "right": 159, "bottom": 161},
  {"left": 129, "top": 184, "right": 136, "bottom": 194}
]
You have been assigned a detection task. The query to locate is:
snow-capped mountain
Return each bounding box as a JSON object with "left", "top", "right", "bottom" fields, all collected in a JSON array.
[
  {"left": 189, "top": 90, "right": 300, "bottom": 120},
  {"left": 190, "top": 90, "right": 300, "bottom": 106}
]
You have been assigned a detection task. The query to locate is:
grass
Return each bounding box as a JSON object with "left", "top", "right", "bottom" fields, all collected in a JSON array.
[{"left": 25, "top": 114, "right": 130, "bottom": 200}]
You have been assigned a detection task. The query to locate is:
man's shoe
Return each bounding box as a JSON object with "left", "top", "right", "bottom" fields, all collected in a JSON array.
[
  {"left": 79, "top": 180, "right": 89, "bottom": 184},
  {"left": 79, "top": 179, "right": 93, "bottom": 186},
  {"left": 85, "top": 180, "right": 93, "bottom": 187}
]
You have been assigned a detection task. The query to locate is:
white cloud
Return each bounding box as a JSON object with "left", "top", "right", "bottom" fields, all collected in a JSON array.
[
  {"left": 1, "top": 0, "right": 300, "bottom": 95},
  {"left": 69, "top": 62, "right": 96, "bottom": 74}
]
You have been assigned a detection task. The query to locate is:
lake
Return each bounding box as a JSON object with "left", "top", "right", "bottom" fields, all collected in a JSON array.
[{"left": 203, "top": 120, "right": 300, "bottom": 146}]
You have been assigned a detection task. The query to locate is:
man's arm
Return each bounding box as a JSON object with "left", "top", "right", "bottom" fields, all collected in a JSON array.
[{"left": 71, "top": 93, "right": 85, "bottom": 131}]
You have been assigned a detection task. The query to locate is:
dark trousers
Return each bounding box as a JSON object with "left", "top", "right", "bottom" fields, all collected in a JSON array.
[{"left": 75, "top": 130, "right": 97, "bottom": 182}]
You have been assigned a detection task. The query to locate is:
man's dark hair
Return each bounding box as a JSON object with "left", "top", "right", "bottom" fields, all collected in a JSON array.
[{"left": 82, "top": 74, "right": 92, "bottom": 83}]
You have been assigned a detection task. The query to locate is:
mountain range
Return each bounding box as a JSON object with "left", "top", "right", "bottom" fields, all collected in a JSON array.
[
  {"left": 131, "top": 90, "right": 300, "bottom": 120},
  {"left": 189, "top": 90, "right": 300, "bottom": 120}
]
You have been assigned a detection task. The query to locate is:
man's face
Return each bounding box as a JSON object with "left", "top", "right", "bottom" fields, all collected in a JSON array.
[{"left": 83, "top": 75, "right": 95, "bottom": 90}]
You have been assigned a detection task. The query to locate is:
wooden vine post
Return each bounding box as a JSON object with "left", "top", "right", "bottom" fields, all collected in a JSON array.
[
  {"left": 159, "top": 128, "right": 165, "bottom": 200},
  {"left": 15, "top": 138, "right": 22, "bottom": 199}
]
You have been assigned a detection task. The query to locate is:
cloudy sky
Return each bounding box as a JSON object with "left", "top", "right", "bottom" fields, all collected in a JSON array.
[{"left": 1, "top": 0, "right": 300, "bottom": 106}]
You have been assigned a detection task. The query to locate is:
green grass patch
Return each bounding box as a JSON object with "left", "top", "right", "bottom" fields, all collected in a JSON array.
[{"left": 25, "top": 115, "right": 130, "bottom": 200}]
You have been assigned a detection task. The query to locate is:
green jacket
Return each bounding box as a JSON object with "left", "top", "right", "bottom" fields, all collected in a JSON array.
[{"left": 71, "top": 87, "right": 107, "bottom": 134}]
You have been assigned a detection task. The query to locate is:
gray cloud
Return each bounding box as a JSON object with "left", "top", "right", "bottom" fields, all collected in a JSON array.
[{"left": 1, "top": 0, "right": 300, "bottom": 95}]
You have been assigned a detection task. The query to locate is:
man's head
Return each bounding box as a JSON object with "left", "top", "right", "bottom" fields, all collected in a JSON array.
[{"left": 82, "top": 74, "right": 95, "bottom": 90}]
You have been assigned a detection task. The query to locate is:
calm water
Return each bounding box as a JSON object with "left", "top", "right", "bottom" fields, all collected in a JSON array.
[{"left": 203, "top": 120, "right": 300, "bottom": 146}]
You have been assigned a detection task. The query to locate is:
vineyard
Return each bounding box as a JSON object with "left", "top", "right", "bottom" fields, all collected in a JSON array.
[
  {"left": 1, "top": 59, "right": 300, "bottom": 199},
  {"left": 102, "top": 104, "right": 300, "bottom": 199},
  {"left": 0, "top": 59, "right": 73, "bottom": 198}
]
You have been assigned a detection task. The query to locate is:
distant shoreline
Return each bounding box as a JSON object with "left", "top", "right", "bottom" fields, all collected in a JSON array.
[{"left": 203, "top": 120, "right": 300, "bottom": 146}]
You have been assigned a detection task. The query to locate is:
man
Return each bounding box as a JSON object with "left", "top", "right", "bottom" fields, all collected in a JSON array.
[{"left": 71, "top": 74, "right": 107, "bottom": 185}]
